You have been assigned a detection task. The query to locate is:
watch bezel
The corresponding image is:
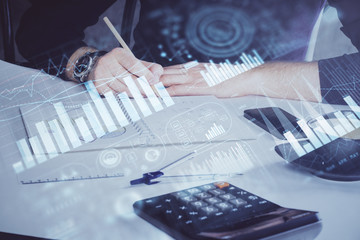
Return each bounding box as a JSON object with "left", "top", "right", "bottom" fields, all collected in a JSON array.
[{"left": 73, "top": 53, "right": 94, "bottom": 81}]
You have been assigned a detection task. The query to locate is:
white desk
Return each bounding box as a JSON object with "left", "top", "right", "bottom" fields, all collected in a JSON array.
[{"left": 0, "top": 61, "right": 359, "bottom": 240}]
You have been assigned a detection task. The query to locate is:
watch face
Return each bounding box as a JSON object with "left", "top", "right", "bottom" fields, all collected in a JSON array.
[{"left": 74, "top": 55, "right": 92, "bottom": 77}]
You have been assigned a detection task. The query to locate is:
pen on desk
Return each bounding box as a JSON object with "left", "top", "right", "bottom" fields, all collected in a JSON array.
[
  {"left": 103, "top": 16, "right": 159, "bottom": 94},
  {"left": 158, "top": 173, "right": 243, "bottom": 183},
  {"left": 158, "top": 151, "right": 197, "bottom": 171},
  {"left": 130, "top": 151, "right": 244, "bottom": 185},
  {"left": 130, "top": 151, "right": 197, "bottom": 185}
]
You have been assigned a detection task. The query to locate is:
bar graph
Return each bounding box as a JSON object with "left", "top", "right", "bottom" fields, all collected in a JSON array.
[
  {"left": 13, "top": 76, "right": 175, "bottom": 174},
  {"left": 118, "top": 92, "right": 141, "bottom": 122},
  {"left": 48, "top": 119, "right": 70, "bottom": 154},
  {"left": 201, "top": 50, "right": 265, "bottom": 87},
  {"left": 82, "top": 103, "right": 106, "bottom": 138},
  {"left": 183, "top": 61, "right": 199, "bottom": 71},
  {"left": 104, "top": 91, "right": 129, "bottom": 127},
  {"left": 35, "top": 121, "right": 58, "bottom": 159},
  {"left": 54, "top": 102, "right": 82, "bottom": 148},
  {"left": 74, "top": 117, "right": 94, "bottom": 143},
  {"left": 205, "top": 123, "right": 225, "bottom": 140},
  {"left": 183, "top": 142, "right": 255, "bottom": 175},
  {"left": 284, "top": 95, "right": 360, "bottom": 157},
  {"left": 28, "top": 136, "right": 47, "bottom": 164},
  {"left": 85, "top": 81, "right": 118, "bottom": 132},
  {"left": 136, "top": 76, "right": 163, "bottom": 112},
  {"left": 123, "top": 76, "right": 153, "bottom": 117},
  {"left": 16, "top": 139, "right": 36, "bottom": 169}
]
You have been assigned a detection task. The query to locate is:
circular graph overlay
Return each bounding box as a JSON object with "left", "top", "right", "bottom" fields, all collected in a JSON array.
[
  {"left": 186, "top": 7, "right": 255, "bottom": 58},
  {"left": 145, "top": 149, "right": 161, "bottom": 162},
  {"left": 98, "top": 149, "right": 122, "bottom": 169}
]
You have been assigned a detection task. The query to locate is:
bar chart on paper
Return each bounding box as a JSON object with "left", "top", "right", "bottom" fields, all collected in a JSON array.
[
  {"left": 177, "top": 141, "right": 256, "bottom": 177},
  {"left": 283, "top": 95, "right": 360, "bottom": 157},
  {"left": 205, "top": 123, "right": 226, "bottom": 140},
  {"left": 13, "top": 76, "right": 175, "bottom": 178},
  {"left": 200, "top": 50, "right": 265, "bottom": 87}
]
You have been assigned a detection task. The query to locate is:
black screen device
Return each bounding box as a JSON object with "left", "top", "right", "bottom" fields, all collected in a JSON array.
[
  {"left": 244, "top": 107, "right": 306, "bottom": 139},
  {"left": 133, "top": 182, "right": 321, "bottom": 240},
  {"left": 0, "top": 231, "right": 51, "bottom": 240},
  {"left": 275, "top": 138, "right": 360, "bottom": 181}
]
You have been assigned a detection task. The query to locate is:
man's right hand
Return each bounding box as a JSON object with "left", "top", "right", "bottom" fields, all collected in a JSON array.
[{"left": 67, "top": 47, "right": 163, "bottom": 96}]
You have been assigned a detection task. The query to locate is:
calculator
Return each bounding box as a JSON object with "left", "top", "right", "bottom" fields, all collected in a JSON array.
[{"left": 133, "top": 182, "right": 320, "bottom": 240}]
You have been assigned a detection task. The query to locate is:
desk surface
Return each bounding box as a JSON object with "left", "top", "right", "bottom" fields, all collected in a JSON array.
[{"left": 0, "top": 61, "right": 359, "bottom": 240}]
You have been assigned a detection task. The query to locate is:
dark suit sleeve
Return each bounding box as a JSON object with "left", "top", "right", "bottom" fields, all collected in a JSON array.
[
  {"left": 16, "top": 0, "right": 115, "bottom": 76},
  {"left": 319, "top": 0, "right": 360, "bottom": 104}
]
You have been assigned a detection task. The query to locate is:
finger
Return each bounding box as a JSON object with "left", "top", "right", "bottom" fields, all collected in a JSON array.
[
  {"left": 162, "top": 67, "right": 187, "bottom": 75},
  {"left": 149, "top": 63, "right": 164, "bottom": 82},
  {"left": 112, "top": 48, "right": 158, "bottom": 84},
  {"left": 93, "top": 76, "right": 115, "bottom": 95},
  {"left": 106, "top": 76, "right": 127, "bottom": 93},
  {"left": 107, "top": 81, "right": 133, "bottom": 98},
  {"left": 143, "top": 61, "right": 164, "bottom": 81},
  {"left": 161, "top": 71, "right": 204, "bottom": 86},
  {"left": 163, "top": 63, "right": 204, "bottom": 74},
  {"left": 160, "top": 74, "right": 189, "bottom": 86},
  {"left": 167, "top": 84, "right": 215, "bottom": 97},
  {"left": 162, "top": 63, "right": 185, "bottom": 69},
  {"left": 108, "top": 67, "right": 147, "bottom": 97}
]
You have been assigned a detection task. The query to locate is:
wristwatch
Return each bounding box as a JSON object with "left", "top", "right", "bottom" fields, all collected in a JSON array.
[{"left": 73, "top": 51, "right": 107, "bottom": 82}]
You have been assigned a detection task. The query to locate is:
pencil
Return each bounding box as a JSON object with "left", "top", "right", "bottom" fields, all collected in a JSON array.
[
  {"left": 103, "top": 16, "right": 132, "bottom": 53},
  {"left": 103, "top": 16, "right": 159, "bottom": 95}
]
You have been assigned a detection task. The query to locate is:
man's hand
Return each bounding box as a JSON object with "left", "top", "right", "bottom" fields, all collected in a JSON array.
[
  {"left": 89, "top": 48, "right": 163, "bottom": 95},
  {"left": 160, "top": 61, "right": 321, "bottom": 102},
  {"left": 160, "top": 63, "right": 252, "bottom": 98},
  {"left": 67, "top": 47, "right": 163, "bottom": 96}
]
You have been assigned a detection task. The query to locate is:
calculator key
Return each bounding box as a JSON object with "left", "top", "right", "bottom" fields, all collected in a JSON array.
[
  {"left": 200, "top": 184, "right": 216, "bottom": 191},
  {"left": 188, "top": 211, "right": 199, "bottom": 216},
  {"left": 200, "top": 206, "right": 219, "bottom": 215},
  {"left": 191, "top": 201, "right": 208, "bottom": 210},
  {"left": 230, "top": 198, "right": 247, "bottom": 207},
  {"left": 248, "top": 195, "right": 259, "bottom": 201},
  {"left": 214, "top": 182, "right": 229, "bottom": 189},
  {"left": 187, "top": 188, "right": 202, "bottom": 195},
  {"left": 233, "top": 190, "right": 248, "bottom": 196},
  {"left": 209, "top": 189, "right": 225, "bottom": 196},
  {"left": 194, "top": 192, "right": 212, "bottom": 199},
  {"left": 215, "top": 202, "right": 233, "bottom": 212},
  {"left": 218, "top": 193, "right": 236, "bottom": 201},
  {"left": 165, "top": 209, "right": 173, "bottom": 215},
  {"left": 144, "top": 198, "right": 159, "bottom": 206},
  {"left": 185, "top": 220, "right": 193, "bottom": 225},
  {"left": 154, "top": 204, "right": 163, "bottom": 209},
  {"left": 171, "top": 191, "right": 188, "bottom": 199},
  {"left": 214, "top": 211, "right": 224, "bottom": 217},
  {"left": 180, "top": 195, "right": 197, "bottom": 203},
  {"left": 204, "top": 197, "right": 222, "bottom": 205},
  {"left": 244, "top": 204, "right": 253, "bottom": 209},
  {"left": 179, "top": 205, "right": 188, "bottom": 211}
]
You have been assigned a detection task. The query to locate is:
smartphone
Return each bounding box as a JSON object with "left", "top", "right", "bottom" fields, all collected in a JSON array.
[
  {"left": 244, "top": 107, "right": 305, "bottom": 139},
  {"left": 274, "top": 138, "right": 360, "bottom": 181}
]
